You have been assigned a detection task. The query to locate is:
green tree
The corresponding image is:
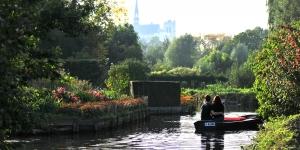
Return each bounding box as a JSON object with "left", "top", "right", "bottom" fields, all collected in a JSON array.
[
  {"left": 229, "top": 61, "right": 255, "bottom": 88},
  {"left": 105, "top": 59, "right": 150, "bottom": 95},
  {"left": 252, "top": 21, "right": 300, "bottom": 119},
  {"left": 165, "top": 34, "right": 197, "bottom": 67},
  {"left": 0, "top": 0, "right": 113, "bottom": 138},
  {"left": 194, "top": 50, "right": 232, "bottom": 75},
  {"left": 268, "top": 0, "right": 300, "bottom": 27},
  {"left": 107, "top": 24, "right": 143, "bottom": 64},
  {"left": 230, "top": 43, "right": 249, "bottom": 65},
  {"left": 144, "top": 37, "right": 169, "bottom": 66},
  {"left": 221, "top": 27, "right": 268, "bottom": 54}
]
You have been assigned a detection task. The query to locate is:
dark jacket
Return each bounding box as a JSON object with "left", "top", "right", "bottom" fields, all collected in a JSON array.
[
  {"left": 201, "top": 103, "right": 212, "bottom": 120},
  {"left": 211, "top": 103, "right": 224, "bottom": 119}
]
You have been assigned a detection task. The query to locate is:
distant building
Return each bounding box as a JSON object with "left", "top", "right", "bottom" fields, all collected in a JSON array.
[{"left": 133, "top": 0, "right": 176, "bottom": 42}]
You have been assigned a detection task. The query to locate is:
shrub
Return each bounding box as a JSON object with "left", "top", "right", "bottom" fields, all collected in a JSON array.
[
  {"left": 105, "top": 59, "right": 150, "bottom": 95},
  {"left": 6, "top": 87, "right": 60, "bottom": 133},
  {"left": 76, "top": 90, "right": 95, "bottom": 102},
  {"left": 252, "top": 21, "right": 300, "bottom": 119},
  {"left": 245, "top": 114, "right": 300, "bottom": 150}
]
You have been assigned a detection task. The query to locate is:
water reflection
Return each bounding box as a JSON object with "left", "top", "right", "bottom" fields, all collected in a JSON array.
[
  {"left": 13, "top": 112, "right": 256, "bottom": 150},
  {"left": 199, "top": 131, "right": 224, "bottom": 150}
]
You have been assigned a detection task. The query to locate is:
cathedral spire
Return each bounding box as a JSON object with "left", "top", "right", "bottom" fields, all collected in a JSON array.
[{"left": 134, "top": 0, "right": 139, "bottom": 26}]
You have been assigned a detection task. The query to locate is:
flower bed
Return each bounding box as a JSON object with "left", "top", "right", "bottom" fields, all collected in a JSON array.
[
  {"left": 57, "top": 98, "right": 146, "bottom": 118},
  {"left": 180, "top": 94, "right": 198, "bottom": 114}
]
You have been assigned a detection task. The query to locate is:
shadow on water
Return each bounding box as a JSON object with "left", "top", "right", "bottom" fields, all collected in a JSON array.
[{"left": 11, "top": 113, "right": 256, "bottom": 150}]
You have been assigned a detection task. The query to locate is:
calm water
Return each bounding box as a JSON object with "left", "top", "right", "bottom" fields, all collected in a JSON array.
[{"left": 11, "top": 112, "right": 257, "bottom": 150}]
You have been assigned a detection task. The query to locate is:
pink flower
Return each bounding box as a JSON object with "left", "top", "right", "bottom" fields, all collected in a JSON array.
[
  {"left": 70, "top": 94, "right": 80, "bottom": 103},
  {"left": 89, "top": 90, "right": 106, "bottom": 101}
]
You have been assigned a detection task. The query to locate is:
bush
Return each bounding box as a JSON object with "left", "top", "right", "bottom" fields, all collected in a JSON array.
[
  {"left": 105, "top": 59, "right": 150, "bottom": 95},
  {"left": 245, "top": 114, "right": 300, "bottom": 150},
  {"left": 252, "top": 21, "right": 300, "bottom": 119},
  {"left": 194, "top": 50, "right": 232, "bottom": 75},
  {"left": 4, "top": 87, "right": 60, "bottom": 133},
  {"left": 76, "top": 90, "right": 95, "bottom": 102}
]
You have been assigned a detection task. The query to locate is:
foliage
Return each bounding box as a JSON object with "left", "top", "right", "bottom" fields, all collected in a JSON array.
[
  {"left": 0, "top": 129, "right": 11, "bottom": 150},
  {"left": 180, "top": 95, "right": 198, "bottom": 114},
  {"left": 107, "top": 24, "right": 143, "bottom": 64},
  {"left": 229, "top": 61, "right": 255, "bottom": 88},
  {"left": 52, "top": 86, "right": 108, "bottom": 103},
  {"left": 0, "top": 0, "right": 114, "bottom": 139},
  {"left": 268, "top": 0, "right": 300, "bottom": 27},
  {"left": 150, "top": 69, "right": 228, "bottom": 87},
  {"left": 182, "top": 85, "right": 256, "bottom": 112},
  {"left": 105, "top": 59, "right": 150, "bottom": 95},
  {"left": 182, "top": 84, "right": 254, "bottom": 96},
  {"left": 194, "top": 50, "right": 232, "bottom": 74},
  {"left": 144, "top": 37, "right": 169, "bottom": 66},
  {"left": 231, "top": 27, "right": 268, "bottom": 52},
  {"left": 165, "top": 34, "right": 198, "bottom": 67},
  {"left": 245, "top": 114, "right": 300, "bottom": 150},
  {"left": 102, "top": 89, "right": 120, "bottom": 100},
  {"left": 151, "top": 67, "right": 198, "bottom": 77},
  {"left": 57, "top": 98, "right": 146, "bottom": 118},
  {"left": 1, "top": 87, "right": 60, "bottom": 134},
  {"left": 252, "top": 21, "right": 300, "bottom": 119},
  {"left": 63, "top": 60, "right": 106, "bottom": 85},
  {"left": 230, "top": 43, "right": 249, "bottom": 65}
]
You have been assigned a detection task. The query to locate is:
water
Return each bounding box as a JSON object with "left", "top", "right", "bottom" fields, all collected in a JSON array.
[{"left": 11, "top": 112, "right": 257, "bottom": 150}]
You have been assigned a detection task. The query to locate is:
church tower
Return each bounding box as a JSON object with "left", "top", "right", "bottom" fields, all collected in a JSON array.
[{"left": 134, "top": 0, "right": 139, "bottom": 26}]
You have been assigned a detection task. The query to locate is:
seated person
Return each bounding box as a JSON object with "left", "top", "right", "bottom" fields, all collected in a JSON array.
[
  {"left": 200, "top": 95, "right": 213, "bottom": 120},
  {"left": 211, "top": 95, "right": 224, "bottom": 121}
]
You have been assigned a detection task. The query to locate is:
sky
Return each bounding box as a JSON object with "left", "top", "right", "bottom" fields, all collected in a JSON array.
[{"left": 124, "top": 0, "right": 269, "bottom": 36}]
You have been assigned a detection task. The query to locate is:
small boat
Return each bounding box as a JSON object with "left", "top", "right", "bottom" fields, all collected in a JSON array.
[{"left": 194, "top": 113, "right": 263, "bottom": 132}]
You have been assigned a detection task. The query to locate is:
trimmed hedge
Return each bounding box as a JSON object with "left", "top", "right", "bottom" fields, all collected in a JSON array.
[{"left": 149, "top": 75, "right": 228, "bottom": 88}]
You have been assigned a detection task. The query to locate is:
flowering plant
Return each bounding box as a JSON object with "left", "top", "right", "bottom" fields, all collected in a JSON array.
[{"left": 52, "top": 86, "right": 80, "bottom": 103}]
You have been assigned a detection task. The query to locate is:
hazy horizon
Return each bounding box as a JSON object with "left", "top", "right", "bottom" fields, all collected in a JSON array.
[{"left": 124, "top": 0, "right": 269, "bottom": 36}]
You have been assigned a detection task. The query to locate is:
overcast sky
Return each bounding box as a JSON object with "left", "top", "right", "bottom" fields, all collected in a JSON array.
[{"left": 124, "top": 0, "right": 269, "bottom": 36}]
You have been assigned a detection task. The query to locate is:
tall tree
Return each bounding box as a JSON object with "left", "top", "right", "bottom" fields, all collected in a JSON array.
[
  {"left": 194, "top": 50, "right": 232, "bottom": 75},
  {"left": 144, "top": 37, "right": 169, "bottom": 66},
  {"left": 107, "top": 24, "right": 143, "bottom": 64},
  {"left": 165, "top": 34, "right": 197, "bottom": 67},
  {"left": 0, "top": 0, "right": 113, "bottom": 135},
  {"left": 221, "top": 27, "right": 268, "bottom": 54},
  {"left": 230, "top": 43, "right": 249, "bottom": 65}
]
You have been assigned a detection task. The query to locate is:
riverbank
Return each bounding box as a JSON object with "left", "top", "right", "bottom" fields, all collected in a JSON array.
[{"left": 244, "top": 114, "right": 300, "bottom": 149}]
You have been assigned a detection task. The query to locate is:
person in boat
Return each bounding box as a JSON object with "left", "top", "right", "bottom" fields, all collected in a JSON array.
[
  {"left": 200, "top": 95, "right": 213, "bottom": 120},
  {"left": 211, "top": 95, "right": 224, "bottom": 121}
]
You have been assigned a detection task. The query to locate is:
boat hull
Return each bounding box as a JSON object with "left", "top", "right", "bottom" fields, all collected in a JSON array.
[{"left": 194, "top": 118, "right": 262, "bottom": 132}]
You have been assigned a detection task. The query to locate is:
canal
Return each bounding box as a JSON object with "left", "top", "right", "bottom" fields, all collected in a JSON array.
[{"left": 12, "top": 112, "right": 257, "bottom": 150}]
